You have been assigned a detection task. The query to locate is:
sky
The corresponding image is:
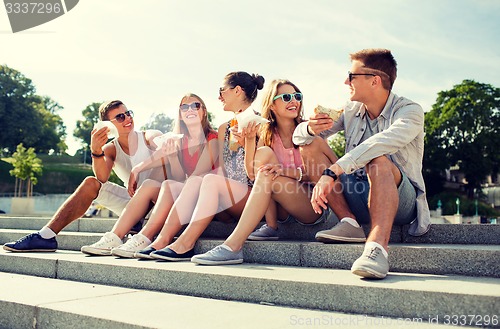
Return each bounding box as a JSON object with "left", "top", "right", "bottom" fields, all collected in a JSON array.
[{"left": 1, "top": 0, "right": 499, "bottom": 155}]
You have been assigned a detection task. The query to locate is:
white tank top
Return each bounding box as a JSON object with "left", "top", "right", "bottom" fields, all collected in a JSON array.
[{"left": 112, "top": 131, "right": 154, "bottom": 188}]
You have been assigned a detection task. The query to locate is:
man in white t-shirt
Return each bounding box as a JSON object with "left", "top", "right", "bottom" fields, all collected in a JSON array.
[{"left": 3, "top": 100, "right": 165, "bottom": 252}]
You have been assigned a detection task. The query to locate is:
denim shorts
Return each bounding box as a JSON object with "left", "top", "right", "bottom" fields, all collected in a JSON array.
[{"left": 340, "top": 171, "right": 417, "bottom": 225}]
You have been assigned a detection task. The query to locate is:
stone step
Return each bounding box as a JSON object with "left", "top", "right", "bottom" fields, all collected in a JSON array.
[
  {"left": 0, "top": 271, "right": 447, "bottom": 329},
  {"left": 1, "top": 229, "right": 499, "bottom": 278},
  {"left": 1, "top": 215, "right": 500, "bottom": 244},
  {"left": 0, "top": 250, "right": 498, "bottom": 327}
]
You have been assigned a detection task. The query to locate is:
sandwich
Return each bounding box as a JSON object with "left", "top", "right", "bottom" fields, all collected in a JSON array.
[{"left": 314, "top": 105, "right": 344, "bottom": 122}]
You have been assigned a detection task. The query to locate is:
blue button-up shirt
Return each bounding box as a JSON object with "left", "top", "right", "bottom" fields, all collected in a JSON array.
[{"left": 293, "top": 92, "right": 431, "bottom": 236}]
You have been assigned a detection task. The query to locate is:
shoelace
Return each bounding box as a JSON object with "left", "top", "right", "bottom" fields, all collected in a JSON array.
[
  {"left": 122, "top": 237, "right": 145, "bottom": 250},
  {"left": 94, "top": 235, "right": 116, "bottom": 247},
  {"left": 366, "top": 247, "right": 380, "bottom": 261},
  {"left": 16, "top": 233, "right": 36, "bottom": 243}
]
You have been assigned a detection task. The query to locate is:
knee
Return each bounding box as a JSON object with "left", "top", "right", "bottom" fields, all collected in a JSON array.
[
  {"left": 366, "top": 156, "right": 393, "bottom": 177},
  {"left": 255, "top": 146, "right": 275, "bottom": 162},
  {"left": 81, "top": 176, "right": 101, "bottom": 191},
  {"left": 299, "top": 137, "right": 326, "bottom": 161},
  {"left": 201, "top": 173, "right": 220, "bottom": 187}
]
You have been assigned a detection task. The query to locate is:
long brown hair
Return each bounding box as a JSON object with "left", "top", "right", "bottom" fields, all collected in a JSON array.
[
  {"left": 174, "top": 93, "right": 216, "bottom": 139},
  {"left": 259, "top": 79, "right": 304, "bottom": 147}
]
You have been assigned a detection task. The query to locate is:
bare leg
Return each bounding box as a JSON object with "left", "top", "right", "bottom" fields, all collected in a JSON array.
[
  {"left": 264, "top": 199, "right": 278, "bottom": 230},
  {"left": 300, "top": 137, "right": 355, "bottom": 220},
  {"left": 110, "top": 179, "right": 161, "bottom": 238},
  {"left": 149, "top": 176, "right": 204, "bottom": 250},
  {"left": 225, "top": 148, "right": 322, "bottom": 251},
  {"left": 46, "top": 176, "right": 101, "bottom": 234},
  {"left": 365, "top": 156, "right": 402, "bottom": 250},
  {"left": 167, "top": 174, "right": 250, "bottom": 254}
]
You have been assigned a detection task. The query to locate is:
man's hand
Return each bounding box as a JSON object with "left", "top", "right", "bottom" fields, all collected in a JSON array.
[
  {"left": 307, "top": 113, "right": 333, "bottom": 136},
  {"left": 311, "top": 175, "right": 335, "bottom": 214},
  {"left": 90, "top": 127, "right": 109, "bottom": 154}
]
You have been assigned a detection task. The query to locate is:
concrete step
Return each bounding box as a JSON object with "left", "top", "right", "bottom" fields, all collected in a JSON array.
[
  {"left": 0, "top": 250, "right": 498, "bottom": 327},
  {"left": 1, "top": 214, "right": 500, "bottom": 244},
  {"left": 1, "top": 229, "right": 499, "bottom": 278},
  {"left": 0, "top": 272, "right": 447, "bottom": 329}
]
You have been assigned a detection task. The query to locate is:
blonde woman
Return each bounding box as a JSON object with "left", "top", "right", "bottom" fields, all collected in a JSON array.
[{"left": 192, "top": 79, "right": 335, "bottom": 265}]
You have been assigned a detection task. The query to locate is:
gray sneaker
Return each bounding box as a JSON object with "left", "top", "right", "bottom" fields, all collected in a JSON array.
[
  {"left": 191, "top": 245, "right": 243, "bottom": 265},
  {"left": 315, "top": 221, "right": 366, "bottom": 243},
  {"left": 351, "top": 246, "right": 389, "bottom": 279},
  {"left": 247, "top": 224, "right": 279, "bottom": 241}
]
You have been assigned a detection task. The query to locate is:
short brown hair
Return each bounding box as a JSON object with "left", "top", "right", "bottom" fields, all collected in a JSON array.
[
  {"left": 99, "top": 100, "right": 124, "bottom": 121},
  {"left": 350, "top": 49, "right": 397, "bottom": 90}
]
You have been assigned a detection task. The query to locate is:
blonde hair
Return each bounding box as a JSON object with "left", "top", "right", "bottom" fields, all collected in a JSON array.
[{"left": 260, "top": 79, "right": 303, "bottom": 147}]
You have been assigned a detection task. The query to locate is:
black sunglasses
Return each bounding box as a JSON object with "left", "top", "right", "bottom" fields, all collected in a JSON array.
[
  {"left": 180, "top": 102, "right": 202, "bottom": 112},
  {"left": 219, "top": 86, "right": 234, "bottom": 97},
  {"left": 348, "top": 71, "right": 376, "bottom": 82},
  {"left": 110, "top": 110, "right": 134, "bottom": 123}
]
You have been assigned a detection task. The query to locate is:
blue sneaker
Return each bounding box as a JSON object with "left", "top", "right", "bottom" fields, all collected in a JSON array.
[
  {"left": 134, "top": 246, "right": 156, "bottom": 260},
  {"left": 191, "top": 245, "right": 243, "bottom": 265},
  {"left": 247, "top": 224, "right": 279, "bottom": 241},
  {"left": 3, "top": 233, "right": 58, "bottom": 252},
  {"left": 151, "top": 247, "right": 194, "bottom": 261}
]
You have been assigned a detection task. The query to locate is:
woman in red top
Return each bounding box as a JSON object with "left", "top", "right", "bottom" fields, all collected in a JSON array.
[{"left": 80, "top": 93, "right": 218, "bottom": 257}]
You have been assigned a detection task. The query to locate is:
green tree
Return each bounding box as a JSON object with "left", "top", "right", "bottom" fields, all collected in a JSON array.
[
  {"left": 424, "top": 80, "right": 500, "bottom": 198},
  {"left": 9, "top": 143, "right": 43, "bottom": 197},
  {"left": 32, "top": 96, "right": 67, "bottom": 154},
  {"left": 0, "top": 65, "right": 66, "bottom": 154},
  {"left": 328, "top": 131, "right": 346, "bottom": 158},
  {"left": 141, "top": 113, "right": 174, "bottom": 132},
  {"left": 73, "top": 102, "right": 102, "bottom": 148}
]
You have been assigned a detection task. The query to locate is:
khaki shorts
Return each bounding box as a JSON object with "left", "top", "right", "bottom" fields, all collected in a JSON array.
[{"left": 94, "top": 181, "right": 131, "bottom": 216}]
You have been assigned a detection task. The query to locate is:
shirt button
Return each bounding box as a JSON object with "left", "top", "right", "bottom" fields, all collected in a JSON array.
[{"left": 353, "top": 144, "right": 357, "bottom": 147}]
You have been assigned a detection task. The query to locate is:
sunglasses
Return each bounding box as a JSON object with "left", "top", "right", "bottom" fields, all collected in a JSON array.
[
  {"left": 219, "top": 86, "right": 234, "bottom": 97},
  {"left": 180, "top": 102, "right": 202, "bottom": 112},
  {"left": 348, "top": 71, "right": 376, "bottom": 82},
  {"left": 110, "top": 110, "right": 134, "bottom": 123},
  {"left": 273, "top": 92, "right": 303, "bottom": 103}
]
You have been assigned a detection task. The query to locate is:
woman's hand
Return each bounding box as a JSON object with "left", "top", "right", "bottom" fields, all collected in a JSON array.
[
  {"left": 241, "top": 121, "right": 259, "bottom": 140},
  {"left": 161, "top": 138, "right": 178, "bottom": 157},
  {"left": 231, "top": 124, "right": 245, "bottom": 147},
  {"left": 127, "top": 168, "right": 140, "bottom": 197},
  {"left": 258, "top": 163, "right": 283, "bottom": 181}
]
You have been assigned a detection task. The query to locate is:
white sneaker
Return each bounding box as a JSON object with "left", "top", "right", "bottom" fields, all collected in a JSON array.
[
  {"left": 111, "top": 234, "right": 151, "bottom": 258},
  {"left": 81, "top": 232, "right": 122, "bottom": 256}
]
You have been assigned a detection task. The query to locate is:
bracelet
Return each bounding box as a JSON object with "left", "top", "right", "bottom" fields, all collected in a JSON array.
[
  {"left": 306, "top": 125, "right": 315, "bottom": 136},
  {"left": 297, "top": 166, "right": 303, "bottom": 182},
  {"left": 91, "top": 151, "right": 105, "bottom": 158}
]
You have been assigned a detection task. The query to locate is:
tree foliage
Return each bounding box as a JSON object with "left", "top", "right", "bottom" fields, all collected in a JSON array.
[
  {"left": 73, "top": 102, "right": 102, "bottom": 148},
  {"left": 328, "top": 131, "right": 346, "bottom": 158},
  {"left": 9, "top": 143, "right": 43, "bottom": 197},
  {"left": 424, "top": 79, "right": 500, "bottom": 198},
  {"left": 141, "top": 112, "right": 174, "bottom": 132},
  {"left": 0, "top": 65, "right": 66, "bottom": 154}
]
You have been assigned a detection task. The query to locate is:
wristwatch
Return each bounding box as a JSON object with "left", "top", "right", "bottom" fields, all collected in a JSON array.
[{"left": 322, "top": 168, "right": 338, "bottom": 181}]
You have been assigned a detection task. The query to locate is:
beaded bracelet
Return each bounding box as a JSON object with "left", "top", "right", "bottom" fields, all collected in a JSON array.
[{"left": 297, "top": 166, "right": 303, "bottom": 182}]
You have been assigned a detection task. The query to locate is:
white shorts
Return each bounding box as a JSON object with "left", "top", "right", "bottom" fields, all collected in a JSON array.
[{"left": 94, "top": 181, "right": 131, "bottom": 216}]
